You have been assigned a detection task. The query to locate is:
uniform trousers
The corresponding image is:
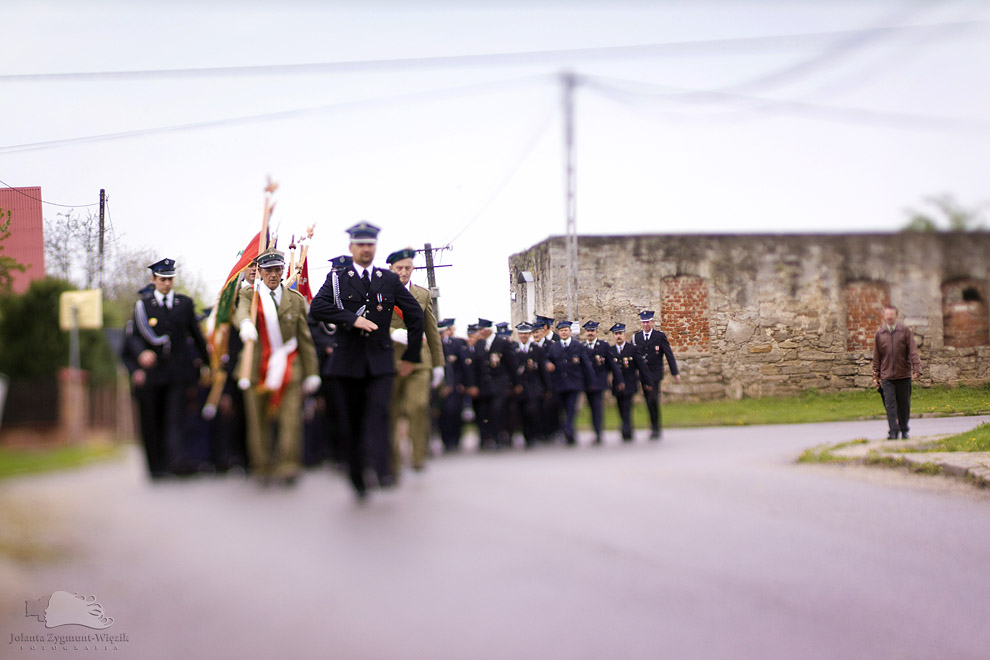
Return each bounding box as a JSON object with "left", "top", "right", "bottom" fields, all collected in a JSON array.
[
  {"left": 517, "top": 395, "right": 543, "bottom": 446},
  {"left": 585, "top": 389, "right": 605, "bottom": 440},
  {"left": 439, "top": 389, "right": 464, "bottom": 450},
  {"left": 559, "top": 390, "right": 581, "bottom": 444},
  {"left": 644, "top": 381, "right": 664, "bottom": 435},
  {"left": 135, "top": 383, "right": 185, "bottom": 477},
  {"left": 244, "top": 382, "right": 303, "bottom": 479},
  {"left": 391, "top": 367, "right": 431, "bottom": 472},
  {"left": 330, "top": 375, "right": 395, "bottom": 493},
  {"left": 615, "top": 392, "right": 635, "bottom": 440}
]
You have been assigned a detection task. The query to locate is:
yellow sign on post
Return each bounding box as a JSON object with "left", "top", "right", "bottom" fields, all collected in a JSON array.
[{"left": 59, "top": 290, "right": 103, "bottom": 331}]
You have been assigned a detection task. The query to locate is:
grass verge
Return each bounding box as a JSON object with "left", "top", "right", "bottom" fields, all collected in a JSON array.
[
  {"left": 918, "top": 422, "right": 990, "bottom": 453},
  {"left": 0, "top": 444, "right": 123, "bottom": 480},
  {"left": 863, "top": 451, "right": 944, "bottom": 476},
  {"left": 579, "top": 383, "right": 990, "bottom": 429},
  {"left": 796, "top": 438, "right": 867, "bottom": 464}
]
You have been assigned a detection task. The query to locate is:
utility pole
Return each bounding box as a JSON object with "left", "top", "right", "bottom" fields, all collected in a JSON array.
[
  {"left": 562, "top": 71, "right": 578, "bottom": 321},
  {"left": 98, "top": 189, "right": 106, "bottom": 289},
  {"left": 423, "top": 241, "right": 440, "bottom": 318}
]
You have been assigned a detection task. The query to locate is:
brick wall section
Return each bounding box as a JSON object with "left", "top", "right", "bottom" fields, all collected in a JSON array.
[
  {"left": 844, "top": 281, "right": 890, "bottom": 352},
  {"left": 942, "top": 280, "right": 989, "bottom": 348},
  {"left": 661, "top": 276, "right": 710, "bottom": 353}
]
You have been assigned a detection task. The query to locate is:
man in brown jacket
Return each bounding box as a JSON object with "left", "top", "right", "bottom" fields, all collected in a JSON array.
[
  {"left": 234, "top": 249, "right": 321, "bottom": 485},
  {"left": 872, "top": 305, "right": 922, "bottom": 440},
  {"left": 387, "top": 247, "right": 444, "bottom": 474}
]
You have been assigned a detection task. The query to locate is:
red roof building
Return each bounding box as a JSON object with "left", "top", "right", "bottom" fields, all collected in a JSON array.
[{"left": 0, "top": 186, "right": 46, "bottom": 294}]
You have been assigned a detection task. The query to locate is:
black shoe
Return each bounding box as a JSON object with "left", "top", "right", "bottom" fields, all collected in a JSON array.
[
  {"left": 887, "top": 433, "right": 899, "bottom": 440},
  {"left": 901, "top": 433, "right": 909, "bottom": 440},
  {"left": 649, "top": 431, "right": 661, "bottom": 441},
  {"left": 593, "top": 436, "right": 602, "bottom": 445}
]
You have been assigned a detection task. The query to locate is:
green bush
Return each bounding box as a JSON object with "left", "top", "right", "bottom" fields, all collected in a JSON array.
[{"left": 0, "top": 278, "right": 117, "bottom": 386}]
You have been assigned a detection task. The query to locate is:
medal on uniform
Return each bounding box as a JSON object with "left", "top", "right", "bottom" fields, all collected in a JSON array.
[{"left": 376, "top": 293, "right": 384, "bottom": 312}]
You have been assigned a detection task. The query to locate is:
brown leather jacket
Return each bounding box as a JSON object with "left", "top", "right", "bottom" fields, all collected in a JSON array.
[{"left": 872, "top": 323, "right": 921, "bottom": 381}]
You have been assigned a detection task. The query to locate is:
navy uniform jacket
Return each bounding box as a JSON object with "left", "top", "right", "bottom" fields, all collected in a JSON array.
[
  {"left": 308, "top": 316, "right": 340, "bottom": 378},
  {"left": 442, "top": 336, "right": 470, "bottom": 392},
  {"left": 309, "top": 265, "right": 424, "bottom": 378},
  {"left": 514, "top": 341, "right": 550, "bottom": 399},
  {"left": 474, "top": 335, "right": 514, "bottom": 398},
  {"left": 585, "top": 339, "right": 622, "bottom": 392},
  {"left": 122, "top": 291, "right": 208, "bottom": 387},
  {"left": 545, "top": 340, "right": 594, "bottom": 394},
  {"left": 611, "top": 341, "right": 649, "bottom": 396},
  {"left": 631, "top": 329, "right": 679, "bottom": 386}
]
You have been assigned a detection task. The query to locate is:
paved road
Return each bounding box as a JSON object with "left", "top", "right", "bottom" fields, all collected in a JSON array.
[{"left": 3, "top": 416, "right": 990, "bottom": 660}]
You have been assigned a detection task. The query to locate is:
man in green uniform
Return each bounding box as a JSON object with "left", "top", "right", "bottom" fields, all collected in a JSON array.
[
  {"left": 234, "top": 249, "right": 321, "bottom": 485},
  {"left": 387, "top": 247, "right": 444, "bottom": 474}
]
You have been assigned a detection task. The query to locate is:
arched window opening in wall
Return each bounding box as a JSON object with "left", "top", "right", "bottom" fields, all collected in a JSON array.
[
  {"left": 942, "top": 279, "right": 989, "bottom": 348},
  {"left": 844, "top": 280, "right": 890, "bottom": 352},
  {"left": 660, "top": 276, "right": 710, "bottom": 353}
]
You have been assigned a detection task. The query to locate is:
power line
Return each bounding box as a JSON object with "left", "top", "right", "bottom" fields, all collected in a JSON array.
[
  {"left": 582, "top": 74, "right": 990, "bottom": 135},
  {"left": 0, "top": 74, "right": 550, "bottom": 155},
  {"left": 0, "top": 177, "right": 99, "bottom": 207},
  {"left": 445, "top": 107, "right": 557, "bottom": 246},
  {"left": 2, "top": 20, "right": 986, "bottom": 83},
  {"left": 717, "top": 0, "right": 955, "bottom": 96}
]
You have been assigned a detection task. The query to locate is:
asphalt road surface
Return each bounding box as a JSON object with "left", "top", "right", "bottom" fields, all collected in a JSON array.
[{"left": 3, "top": 416, "right": 990, "bottom": 660}]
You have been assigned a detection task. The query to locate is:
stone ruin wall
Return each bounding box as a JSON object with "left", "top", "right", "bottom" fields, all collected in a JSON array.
[{"left": 509, "top": 233, "right": 990, "bottom": 401}]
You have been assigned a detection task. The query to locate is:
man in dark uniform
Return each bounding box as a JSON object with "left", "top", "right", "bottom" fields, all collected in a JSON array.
[
  {"left": 630, "top": 310, "right": 680, "bottom": 440},
  {"left": 309, "top": 222, "right": 424, "bottom": 500},
  {"left": 308, "top": 254, "right": 352, "bottom": 466},
  {"left": 609, "top": 323, "right": 648, "bottom": 442},
  {"left": 512, "top": 321, "right": 549, "bottom": 448},
  {"left": 215, "top": 262, "right": 257, "bottom": 473},
  {"left": 121, "top": 258, "right": 210, "bottom": 479},
  {"left": 437, "top": 318, "right": 468, "bottom": 452},
  {"left": 532, "top": 317, "right": 560, "bottom": 442},
  {"left": 470, "top": 319, "right": 513, "bottom": 450},
  {"left": 582, "top": 320, "right": 623, "bottom": 445},
  {"left": 544, "top": 320, "right": 594, "bottom": 446}
]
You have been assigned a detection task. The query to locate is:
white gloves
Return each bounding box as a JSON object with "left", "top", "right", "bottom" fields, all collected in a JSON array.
[
  {"left": 239, "top": 319, "right": 258, "bottom": 343},
  {"left": 431, "top": 366, "right": 444, "bottom": 388},
  {"left": 390, "top": 328, "right": 408, "bottom": 345},
  {"left": 302, "top": 375, "right": 322, "bottom": 395}
]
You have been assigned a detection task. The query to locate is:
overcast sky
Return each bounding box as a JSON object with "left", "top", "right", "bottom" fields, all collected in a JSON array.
[{"left": 3, "top": 0, "right": 989, "bottom": 329}]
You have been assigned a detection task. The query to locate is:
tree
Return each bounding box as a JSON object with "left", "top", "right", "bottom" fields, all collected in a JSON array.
[
  {"left": 0, "top": 277, "right": 117, "bottom": 386},
  {"left": 43, "top": 212, "right": 211, "bottom": 327},
  {"left": 0, "top": 206, "right": 27, "bottom": 294},
  {"left": 44, "top": 209, "right": 109, "bottom": 288},
  {"left": 903, "top": 194, "right": 987, "bottom": 232}
]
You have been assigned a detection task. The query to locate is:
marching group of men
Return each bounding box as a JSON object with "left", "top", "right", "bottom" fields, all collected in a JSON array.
[{"left": 121, "top": 221, "right": 680, "bottom": 500}]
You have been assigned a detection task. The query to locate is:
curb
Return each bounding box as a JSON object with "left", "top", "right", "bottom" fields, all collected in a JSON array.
[{"left": 813, "top": 436, "right": 990, "bottom": 488}]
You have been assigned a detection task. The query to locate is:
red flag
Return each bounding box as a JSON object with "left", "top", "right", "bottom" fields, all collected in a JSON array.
[
  {"left": 295, "top": 257, "right": 313, "bottom": 303},
  {"left": 215, "top": 231, "right": 265, "bottom": 325}
]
